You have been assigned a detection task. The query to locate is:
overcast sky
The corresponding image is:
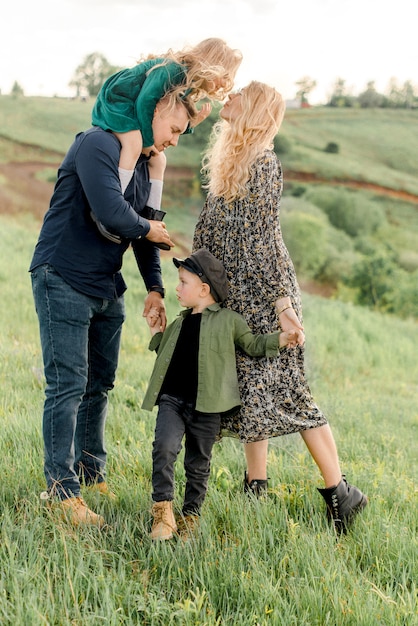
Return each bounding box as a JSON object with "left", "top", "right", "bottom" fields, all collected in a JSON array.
[{"left": 2, "top": 0, "right": 416, "bottom": 103}]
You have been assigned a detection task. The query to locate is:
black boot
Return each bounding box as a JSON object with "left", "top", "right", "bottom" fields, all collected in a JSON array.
[
  {"left": 243, "top": 472, "right": 268, "bottom": 497},
  {"left": 318, "top": 476, "right": 368, "bottom": 533}
]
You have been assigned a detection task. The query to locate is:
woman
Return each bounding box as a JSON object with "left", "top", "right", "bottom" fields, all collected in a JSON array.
[{"left": 193, "top": 82, "right": 367, "bottom": 532}]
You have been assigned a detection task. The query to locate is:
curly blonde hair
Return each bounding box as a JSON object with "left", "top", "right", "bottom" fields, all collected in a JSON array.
[
  {"left": 141, "top": 38, "right": 242, "bottom": 102},
  {"left": 201, "top": 81, "right": 286, "bottom": 201}
]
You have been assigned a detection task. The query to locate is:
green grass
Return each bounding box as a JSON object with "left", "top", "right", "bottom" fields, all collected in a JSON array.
[
  {"left": 281, "top": 107, "right": 418, "bottom": 195},
  {"left": 0, "top": 96, "right": 91, "bottom": 155},
  {"left": 1, "top": 214, "right": 417, "bottom": 624},
  {"left": 2, "top": 95, "right": 418, "bottom": 194}
]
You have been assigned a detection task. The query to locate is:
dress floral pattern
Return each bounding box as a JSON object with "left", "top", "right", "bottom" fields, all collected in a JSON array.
[{"left": 193, "top": 150, "right": 328, "bottom": 442}]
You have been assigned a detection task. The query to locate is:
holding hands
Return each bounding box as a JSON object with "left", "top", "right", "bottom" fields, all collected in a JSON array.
[
  {"left": 146, "top": 306, "right": 164, "bottom": 336},
  {"left": 275, "top": 296, "right": 305, "bottom": 346},
  {"left": 280, "top": 328, "right": 305, "bottom": 350}
]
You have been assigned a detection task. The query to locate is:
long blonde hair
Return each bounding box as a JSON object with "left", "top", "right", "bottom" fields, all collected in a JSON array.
[
  {"left": 141, "top": 38, "right": 242, "bottom": 102},
  {"left": 202, "top": 81, "right": 286, "bottom": 201}
]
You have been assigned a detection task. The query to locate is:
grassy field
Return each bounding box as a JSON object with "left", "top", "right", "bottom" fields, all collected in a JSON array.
[
  {"left": 1, "top": 96, "right": 418, "bottom": 189},
  {"left": 0, "top": 97, "right": 417, "bottom": 624},
  {"left": 281, "top": 108, "right": 418, "bottom": 194},
  {"left": 0, "top": 214, "right": 417, "bottom": 625}
]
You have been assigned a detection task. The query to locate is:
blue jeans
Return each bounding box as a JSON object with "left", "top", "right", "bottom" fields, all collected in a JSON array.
[
  {"left": 152, "top": 394, "right": 221, "bottom": 515},
  {"left": 31, "top": 265, "right": 125, "bottom": 499}
]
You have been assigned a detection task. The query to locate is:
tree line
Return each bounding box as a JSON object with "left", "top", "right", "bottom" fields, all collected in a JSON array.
[
  {"left": 296, "top": 75, "right": 417, "bottom": 108},
  {"left": 5, "top": 53, "right": 417, "bottom": 110}
]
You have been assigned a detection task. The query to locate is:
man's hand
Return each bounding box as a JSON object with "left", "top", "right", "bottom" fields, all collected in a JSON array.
[{"left": 145, "top": 220, "right": 174, "bottom": 249}]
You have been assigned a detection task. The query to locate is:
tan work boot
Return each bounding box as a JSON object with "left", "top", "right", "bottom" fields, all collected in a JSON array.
[
  {"left": 85, "top": 481, "right": 117, "bottom": 501},
  {"left": 150, "top": 501, "right": 177, "bottom": 540},
  {"left": 57, "top": 496, "right": 105, "bottom": 528},
  {"left": 176, "top": 514, "right": 200, "bottom": 541}
]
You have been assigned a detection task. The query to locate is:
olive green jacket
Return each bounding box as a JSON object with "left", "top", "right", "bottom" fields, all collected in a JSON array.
[{"left": 142, "top": 303, "right": 281, "bottom": 414}]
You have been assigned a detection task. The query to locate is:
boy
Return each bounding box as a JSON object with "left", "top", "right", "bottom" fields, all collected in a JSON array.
[{"left": 142, "top": 248, "right": 301, "bottom": 540}]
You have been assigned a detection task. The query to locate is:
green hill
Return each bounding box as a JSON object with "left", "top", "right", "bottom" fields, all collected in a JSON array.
[
  {"left": 0, "top": 99, "right": 417, "bottom": 626},
  {"left": 1, "top": 95, "right": 418, "bottom": 191},
  {"left": 0, "top": 95, "right": 417, "bottom": 319}
]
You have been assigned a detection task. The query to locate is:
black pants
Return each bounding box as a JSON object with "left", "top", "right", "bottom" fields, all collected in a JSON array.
[{"left": 152, "top": 394, "right": 221, "bottom": 515}]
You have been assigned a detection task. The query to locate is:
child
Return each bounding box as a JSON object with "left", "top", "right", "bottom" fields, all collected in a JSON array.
[
  {"left": 92, "top": 38, "right": 243, "bottom": 194},
  {"left": 142, "top": 249, "right": 302, "bottom": 540}
]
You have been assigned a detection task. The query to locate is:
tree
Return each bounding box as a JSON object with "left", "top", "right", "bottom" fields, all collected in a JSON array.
[
  {"left": 357, "top": 81, "right": 386, "bottom": 108},
  {"left": 295, "top": 76, "right": 317, "bottom": 106},
  {"left": 387, "top": 78, "right": 417, "bottom": 108},
  {"left": 327, "top": 78, "right": 355, "bottom": 107},
  {"left": 69, "top": 52, "right": 121, "bottom": 98},
  {"left": 10, "top": 81, "right": 24, "bottom": 97},
  {"left": 400, "top": 80, "right": 416, "bottom": 109}
]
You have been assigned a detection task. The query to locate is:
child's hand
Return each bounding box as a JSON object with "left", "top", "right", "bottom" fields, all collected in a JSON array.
[
  {"left": 280, "top": 328, "right": 305, "bottom": 349},
  {"left": 191, "top": 103, "right": 212, "bottom": 128},
  {"left": 146, "top": 307, "right": 163, "bottom": 335}
]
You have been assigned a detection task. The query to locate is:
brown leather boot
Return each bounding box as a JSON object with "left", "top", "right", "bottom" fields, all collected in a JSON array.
[
  {"left": 54, "top": 496, "right": 105, "bottom": 528},
  {"left": 318, "top": 476, "right": 368, "bottom": 533},
  {"left": 150, "top": 501, "right": 177, "bottom": 540},
  {"left": 176, "top": 514, "right": 200, "bottom": 541}
]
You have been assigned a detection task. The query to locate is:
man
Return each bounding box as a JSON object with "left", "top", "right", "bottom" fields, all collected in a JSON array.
[{"left": 30, "top": 92, "right": 197, "bottom": 527}]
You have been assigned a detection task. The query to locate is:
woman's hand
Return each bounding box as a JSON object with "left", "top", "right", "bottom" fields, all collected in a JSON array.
[
  {"left": 275, "top": 297, "right": 305, "bottom": 345},
  {"left": 281, "top": 328, "right": 305, "bottom": 349}
]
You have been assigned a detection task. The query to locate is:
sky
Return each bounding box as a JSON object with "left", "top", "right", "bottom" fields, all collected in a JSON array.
[{"left": 2, "top": 0, "right": 416, "bottom": 104}]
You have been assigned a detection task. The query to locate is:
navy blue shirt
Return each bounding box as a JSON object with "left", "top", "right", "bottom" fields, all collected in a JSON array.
[{"left": 30, "top": 126, "right": 163, "bottom": 300}]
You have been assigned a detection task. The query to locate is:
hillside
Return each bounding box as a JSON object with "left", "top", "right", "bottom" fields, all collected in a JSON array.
[
  {"left": 0, "top": 96, "right": 417, "bottom": 318},
  {"left": 1, "top": 96, "right": 418, "bottom": 212}
]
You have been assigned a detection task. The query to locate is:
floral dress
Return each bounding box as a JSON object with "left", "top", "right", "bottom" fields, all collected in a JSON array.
[{"left": 193, "top": 150, "right": 328, "bottom": 442}]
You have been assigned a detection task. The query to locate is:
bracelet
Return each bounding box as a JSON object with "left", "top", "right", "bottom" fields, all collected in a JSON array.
[
  {"left": 277, "top": 304, "right": 292, "bottom": 315},
  {"left": 148, "top": 286, "right": 165, "bottom": 298}
]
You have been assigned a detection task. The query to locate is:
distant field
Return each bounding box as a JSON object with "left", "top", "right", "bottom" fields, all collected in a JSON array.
[
  {"left": 281, "top": 107, "right": 418, "bottom": 195},
  {"left": 1, "top": 96, "right": 418, "bottom": 194}
]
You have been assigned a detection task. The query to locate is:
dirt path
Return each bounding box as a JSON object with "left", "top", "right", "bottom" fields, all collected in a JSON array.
[
  {"left": 2, "top": 161, "right": 417, "bottom": 223},
  {"left": 284, "top": 170, "right": 418, "bottom": 204}
]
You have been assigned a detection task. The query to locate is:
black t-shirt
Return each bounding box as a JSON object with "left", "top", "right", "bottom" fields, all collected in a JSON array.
[{"left": 159, "top": 312, "right": 202, "bottom": 404}]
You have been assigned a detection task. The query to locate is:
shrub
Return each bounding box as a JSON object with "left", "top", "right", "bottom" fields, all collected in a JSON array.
[
  {"left": 281, "top": 200, "right": 330, "bottom": 279},
  {"left": 317, "top": 229, "right": 359, "bottom": 285},
  {"left": 305, "top": 186, "right": 386, "bottom": 237},
  {"left": 274, "top": 133, "right": 292, "bottom": 156},
  {"left": 324, "top": 142, "right": 339, "bottom": 154},
  {"left": 347, "top": 247, "right": 401, "bottom": 311},
  {"left": 398, "top": 250, "right": 418, "bottom": 273},
  {"left": 284, "top": 183, "right": 306, "bottom": 198}
]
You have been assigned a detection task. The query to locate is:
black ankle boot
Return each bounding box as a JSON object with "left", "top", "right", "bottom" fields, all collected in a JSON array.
[
  {"left": 243, "top": 472, "right": 268, "bottom": 497},
  {"left": 318, "top": 476, "right": 368, "bottom": 533}
]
